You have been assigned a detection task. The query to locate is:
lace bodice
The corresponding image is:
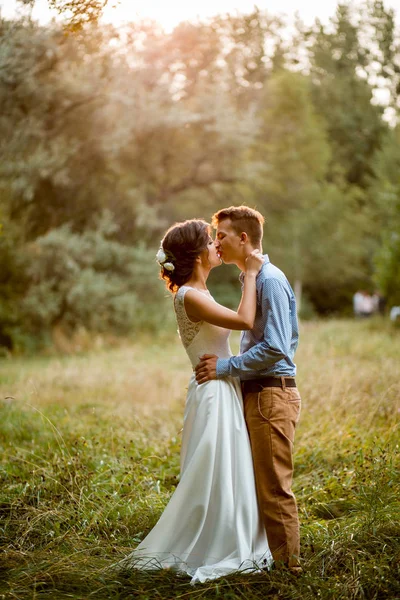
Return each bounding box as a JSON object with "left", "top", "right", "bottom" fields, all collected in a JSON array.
[{"left": 174, "top": 286, "right": 233, "bottom": 368}]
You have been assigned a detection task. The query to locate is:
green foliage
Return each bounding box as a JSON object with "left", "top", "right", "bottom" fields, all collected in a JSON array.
[
  {"left": 21, "top": 212, "right": 171, "bottom": 337},
  {"left": 361, "top": 0, "right": 400, "bottom": 114},
  {"left": 375, "top": 231, "right": 400, "bottom": 305},
  {"left": 0, "top": 212, "right": 31, "bottom": 351},
  {"left": 0, "top": 211, "right": 173, "bottom": 351},
  {"left": 0, "top": 18, "right": 116, "bottom": 239},
  {"left": 295, "top": 2, "right": 390, "bottom": 187},
  {"left": 1, "top": 2, "right": 400, "bottom": 346},
  {"left": 368, "top": 128, "right": 400, "bottom": 306},
  {"left": 253, "top": 70, "right": 331, "bottom": 213},
  {"left": 296, "top": 184, "right": 373, "bottom": 313}
]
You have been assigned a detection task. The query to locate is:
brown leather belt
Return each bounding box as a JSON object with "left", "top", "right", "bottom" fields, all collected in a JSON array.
[{"left": 242, "top": 377, "right": 296, "bottom": 394}]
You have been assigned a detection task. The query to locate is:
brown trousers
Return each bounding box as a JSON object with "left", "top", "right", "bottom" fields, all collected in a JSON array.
[{"left": 244, "top": 384, "right": 301, "bottom": 567}]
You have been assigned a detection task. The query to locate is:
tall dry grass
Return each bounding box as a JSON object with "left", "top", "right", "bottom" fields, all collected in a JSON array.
[{"left": 0, "top": 319, "right": 399, "bottom": 599}]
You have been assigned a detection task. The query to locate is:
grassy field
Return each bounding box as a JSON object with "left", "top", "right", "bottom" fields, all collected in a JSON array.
[{"left": 0, "top": 319, "right": 399, "bottom": 599}]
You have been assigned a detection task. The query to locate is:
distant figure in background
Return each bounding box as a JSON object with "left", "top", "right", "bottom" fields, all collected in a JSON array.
[
  {"left": 390, "top": 306, "right": 400, "bottom": 322},
  {"left": 353, "top": 291, "right": 364, "bottom": 317},
  {"left": 353, "top": 290, "right": 375, "bottom": 318},
  {"left": 362, "top": 292, "right": 375, "bottom": 317}
]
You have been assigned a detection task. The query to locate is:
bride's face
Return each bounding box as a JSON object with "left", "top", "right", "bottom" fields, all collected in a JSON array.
[{"left": 200, "top": 235, "right": 222, "bottom": 269}]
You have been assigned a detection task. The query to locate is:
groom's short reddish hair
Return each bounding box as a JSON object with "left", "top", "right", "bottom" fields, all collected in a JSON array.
[{"left": 211, "top": 205, "right": 264, "bottom": 246}]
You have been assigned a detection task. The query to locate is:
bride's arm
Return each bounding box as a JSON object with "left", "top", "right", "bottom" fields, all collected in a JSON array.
[{"left": 184, "top": 251, "right": 263, "bottom": 330}]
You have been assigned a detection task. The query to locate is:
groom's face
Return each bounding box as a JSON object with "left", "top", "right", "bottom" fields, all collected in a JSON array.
[{"left": 215, "top": 219, "right": 243, "bottom": 266}]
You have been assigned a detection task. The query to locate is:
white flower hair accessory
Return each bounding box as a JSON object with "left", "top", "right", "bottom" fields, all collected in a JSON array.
[
  {"left": 156, "top": 246, "right": 175, "bottom": 272},
  {"left": 163, "top": 262, "right": 175, "bottom": 272},
  {"left": 156, "top": 248, "right": 167, "bottom": 264}
]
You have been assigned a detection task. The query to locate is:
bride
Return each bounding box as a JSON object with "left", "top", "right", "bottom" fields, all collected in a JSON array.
[{"left": 121, "top": 219, "right": 272, "bottom": 584}]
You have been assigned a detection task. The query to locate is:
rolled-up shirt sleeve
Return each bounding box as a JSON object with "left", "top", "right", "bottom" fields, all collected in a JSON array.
[{"left": 216, "top": 278, "right": 291, "bottom": 378}]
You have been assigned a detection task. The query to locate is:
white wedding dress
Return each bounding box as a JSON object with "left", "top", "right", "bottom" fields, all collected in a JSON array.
[{"left": 122, "top": 286, "right": 272, "bottom": 584}]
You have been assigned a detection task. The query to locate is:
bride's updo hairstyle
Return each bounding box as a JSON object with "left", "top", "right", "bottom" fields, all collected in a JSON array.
[{"left": 158, "top": 219, "right": 211, "bottom": 293}]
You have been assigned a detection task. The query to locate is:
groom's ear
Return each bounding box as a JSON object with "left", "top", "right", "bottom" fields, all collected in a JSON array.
[{"left": 239, "top": 232, "right": 248, "bottom": 244}]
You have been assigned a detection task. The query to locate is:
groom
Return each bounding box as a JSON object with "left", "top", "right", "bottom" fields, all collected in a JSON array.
[{"left": 195, "top": 205, "right": 302, "bottom": 572}]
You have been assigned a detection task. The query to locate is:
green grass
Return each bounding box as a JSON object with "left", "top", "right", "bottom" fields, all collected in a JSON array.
[{"left": 0, "top": 319, "right": 399, "bottom": 599}]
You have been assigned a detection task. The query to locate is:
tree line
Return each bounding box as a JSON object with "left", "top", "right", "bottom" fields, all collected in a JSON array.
[{"left": 1, "top": 0, "right": 399, "bottom": 351}]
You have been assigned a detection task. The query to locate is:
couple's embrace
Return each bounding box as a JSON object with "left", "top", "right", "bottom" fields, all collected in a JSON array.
[{"left": 123, "top": 206, "right": 301, "bottom": 583}]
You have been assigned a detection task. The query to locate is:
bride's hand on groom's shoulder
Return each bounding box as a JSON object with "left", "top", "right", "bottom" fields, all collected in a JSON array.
[
  {"left": 245, "top": 250, "right": 263, "bottom": 276},
  {"left": 195, "top": 354, "right": 218, "bottom": 384}
]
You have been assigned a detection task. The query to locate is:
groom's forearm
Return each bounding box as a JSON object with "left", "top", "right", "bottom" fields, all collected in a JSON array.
[
  {"left": 216, "top": 358, "right": 231, "bottom": 378},
  {"left": 216, "top": 345, "right": 285, "bottom": 379}
]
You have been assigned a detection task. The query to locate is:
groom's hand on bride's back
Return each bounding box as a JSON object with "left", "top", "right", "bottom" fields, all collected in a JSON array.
[{"left": 195, "top": 354, "right": 218, "bottom": 384}]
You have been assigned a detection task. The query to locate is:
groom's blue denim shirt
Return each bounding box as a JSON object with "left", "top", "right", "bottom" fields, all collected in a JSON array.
[{"left": 216, "top": 255, "right": 299, "bottom": 380}]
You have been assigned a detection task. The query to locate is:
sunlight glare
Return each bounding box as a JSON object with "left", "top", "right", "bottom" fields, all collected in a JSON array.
[
  {"left": 101, "top": 0, "right": 244, "bottom": 31},
  {"left": 1, "top": 0, "right": 398, "bottom": 31}
]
